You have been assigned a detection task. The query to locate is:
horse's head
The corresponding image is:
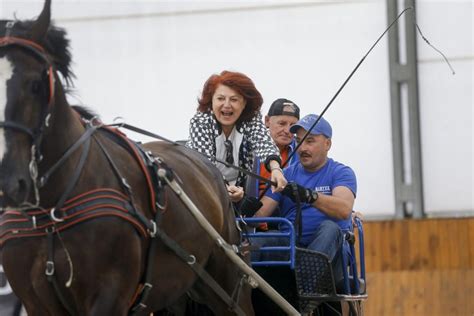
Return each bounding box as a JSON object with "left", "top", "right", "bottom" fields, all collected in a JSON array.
[{"left": 0, "top": 0, "right": 73, "bottom": 208}]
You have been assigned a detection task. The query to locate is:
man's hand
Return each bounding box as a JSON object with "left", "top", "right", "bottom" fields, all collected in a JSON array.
[
  {"left": 352, "top": 210, "right": 363, "bottom": 227},
  {"left": 281, "top": 182, "right": 318, "bottom": 204}
]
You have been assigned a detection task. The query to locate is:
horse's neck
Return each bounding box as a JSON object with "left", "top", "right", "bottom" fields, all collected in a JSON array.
[
  {"left": 38, "top": 88, "right": 123, "bottom": 206},
  {"left": 38, "top": 89, "right": 87, "bottom": 200},
  {"left": 42, "top": 94, "right": 84, "bottom": 161}
]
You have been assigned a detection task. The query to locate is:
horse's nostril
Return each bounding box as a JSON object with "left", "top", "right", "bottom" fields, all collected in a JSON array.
[{"left": 0, "top": 177, "right": 27, "bottom": 206}]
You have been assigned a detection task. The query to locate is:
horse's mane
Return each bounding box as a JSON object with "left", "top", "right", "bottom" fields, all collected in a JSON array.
[
  {"left": 71, "top": 105, "right": 99, "bottom": 120},
  {"left": 0, "top": 19, "right": 74, "bottom": 86}
]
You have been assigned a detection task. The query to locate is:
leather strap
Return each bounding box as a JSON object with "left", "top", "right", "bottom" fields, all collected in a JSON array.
[
  {"left": 46, "top": 229, "right": 76, "bottom": 316},
  {"left": 153, "top": 226, "right": 246, "bottom": 316},
  {"left": 0, "top": 121, "right": 34, "bottom": 138},
  {"left": 40, "top": 124, "right": 99, "bottom": 188},
  {"left": 53, "top": 135, "right": 92, "bottom": 215}
]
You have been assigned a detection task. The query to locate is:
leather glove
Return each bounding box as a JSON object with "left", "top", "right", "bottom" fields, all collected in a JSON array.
[
  {"left": 239, "top": 196, "right": 263, "bottom": 217},
  {"left": 281, "top": 182, "right": 318, "bottom": 204}
]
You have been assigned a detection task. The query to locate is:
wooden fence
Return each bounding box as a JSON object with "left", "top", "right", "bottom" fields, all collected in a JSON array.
[{"left": 362, "top": 217, "right": 474, "bottom": 315}]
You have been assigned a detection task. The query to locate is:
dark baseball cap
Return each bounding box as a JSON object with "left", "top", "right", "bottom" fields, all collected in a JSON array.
[{"left": 267, "top": 98, "right": 300, "bottom": 119}]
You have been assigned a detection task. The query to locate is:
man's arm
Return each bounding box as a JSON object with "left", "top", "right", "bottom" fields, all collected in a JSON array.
[
  {"left": 312, "top": 186, "right": 354, "bottom": 220},
  {"left": 254, "top": 196, "right": 279, "bottom": 217},
  {"left": 282, "top": 183, "right": 354, "bottom": 220}
]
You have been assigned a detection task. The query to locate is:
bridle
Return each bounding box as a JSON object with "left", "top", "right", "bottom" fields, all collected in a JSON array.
[
  {"left": 0, "top": 35, "right": 56, "bottom": 140},
  {"left": 0, "top": 23, "right": 57, "bottom": 207}
]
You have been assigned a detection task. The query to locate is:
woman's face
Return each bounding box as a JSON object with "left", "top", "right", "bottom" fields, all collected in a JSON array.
[{"left": 212, "top": 84, "right": 246, "bottom": 133}]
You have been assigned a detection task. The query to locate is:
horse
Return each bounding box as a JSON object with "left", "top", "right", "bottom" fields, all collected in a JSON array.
[{"left": 0, "top": 1, "right": 254, "bottom": 315}]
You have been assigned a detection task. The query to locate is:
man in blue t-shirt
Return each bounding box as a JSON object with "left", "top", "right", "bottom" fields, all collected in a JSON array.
[{"left": 253, "top": 113, "right": 357, "bottom": 282}]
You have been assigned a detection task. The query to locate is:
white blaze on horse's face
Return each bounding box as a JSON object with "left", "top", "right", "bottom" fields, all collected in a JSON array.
[{"left": 0, "top": 57, "right": 14, "bottom": 163}]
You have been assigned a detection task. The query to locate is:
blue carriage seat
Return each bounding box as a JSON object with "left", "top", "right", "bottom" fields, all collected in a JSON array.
[
  {"left": 238, "top": 216, "right": 367, "bottom": 314},
  {"left": 340, "top": 217, "right": 366, "bottom": 295}
]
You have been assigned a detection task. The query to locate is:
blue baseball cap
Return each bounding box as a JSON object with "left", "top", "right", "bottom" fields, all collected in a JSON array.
[{"left": 289, "top": 114, "right": 332, "bottom": 138}]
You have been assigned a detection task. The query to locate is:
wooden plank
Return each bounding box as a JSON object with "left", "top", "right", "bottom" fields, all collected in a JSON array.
[
  {"left": 362, "top": 218, "right": 474, "bottom": 315},
  {"left": 438, "top": 218, "right": 452, "bottom": 269},
  {"left": 389, "top": 220, "right": 402, "bottom": 271},
  {"left": 406, "top": 219, "right": 423, "bottom": 270},
  {"left": 428, "top": 269, "right": 441, "bottom": 315},
  {"left": 456, "top": 218, "right": 470, "bottom": 268},
  {"left": 447, "top": 219, "right": 461, "bottom": 269},
  {"left": 364, "top": 220, "right": 380, "bottom": 272},
  {"left": 365, "top": 217, "right": 474, "bottom": 271},
  {"left": 468, "top": 218, "right": 474, "bottom": 268},
  {"left": 411, "top": 269, "right": 425, "bottom": 314},
  {"left": 380, "top": 221, "right": 392, "bottom": 271},
  {"left": 428, "top": 218, "right": 442, "bottom": 269},
  {"left": 398, "top": 219, "right": 410, "bottom": 271},
  {"left": 364, "top": 269, "right": 474, "bottom": 315}
]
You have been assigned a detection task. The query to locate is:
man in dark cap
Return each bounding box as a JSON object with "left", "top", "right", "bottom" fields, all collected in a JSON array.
[{"left": 246, "top": 98, "right": 301, "bottom": 197}]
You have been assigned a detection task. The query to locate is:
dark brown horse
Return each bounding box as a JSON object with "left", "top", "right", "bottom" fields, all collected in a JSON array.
[{"left": 0, "top": 1, "right": 254, "bottom": 315}]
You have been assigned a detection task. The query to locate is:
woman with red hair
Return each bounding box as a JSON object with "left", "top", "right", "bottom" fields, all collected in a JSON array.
[{"left": 187, "top": 70, "right": 287, "bottom": 202}]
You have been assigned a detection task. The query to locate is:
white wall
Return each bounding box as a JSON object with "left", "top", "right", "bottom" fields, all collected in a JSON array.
[
  {"left": 417, "top": 0, "right": 473, "bottom": 214},
  {"left": 1, "top": 0, "right": 472, "bottom": 217}
]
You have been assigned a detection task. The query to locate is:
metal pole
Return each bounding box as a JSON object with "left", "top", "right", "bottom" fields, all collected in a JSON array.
[
  {"left": 161, "top": 173, "right": 300, "bottom": 315},
  {"left": 386, "top": 0, "right": 424, "bottom": 218}
]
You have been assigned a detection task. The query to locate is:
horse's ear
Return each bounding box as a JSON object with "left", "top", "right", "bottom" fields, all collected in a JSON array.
[{"left": 30, "top": 0, "right": 51, "bottom": 43}]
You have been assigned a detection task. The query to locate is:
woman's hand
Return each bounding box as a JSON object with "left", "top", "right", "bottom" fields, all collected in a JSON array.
[
  {"left": 271, "top": 169, "right": 287, "bottom": 193},
  {"left": 268, "top": 160, "right": 287, "bottom": 193},
  {"left": 227, "top": 185, "right": 244, "bottom": 202}
]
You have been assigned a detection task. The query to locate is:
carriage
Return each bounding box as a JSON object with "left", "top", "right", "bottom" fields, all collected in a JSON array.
[
  {"left": 243, "top": 217, "right": 367, "bottom": 316},
  {"left": 0, "top": 1, "right": 366, "bottom": 315}
]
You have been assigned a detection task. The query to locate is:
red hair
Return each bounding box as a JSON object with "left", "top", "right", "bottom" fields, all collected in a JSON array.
[{"left": 197, "top": 70, "right": 263, "bottom": 123}]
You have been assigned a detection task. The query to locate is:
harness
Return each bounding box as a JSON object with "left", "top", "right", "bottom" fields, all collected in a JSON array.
[
  {"left": 0, "top": 115, "right": 163, "bottom": 314},
  {"left": 0, "top": 188, "right": 148, "bottom": 243},
  {"left": 0, "top": 28, "right": 159, "bottom": 313}
]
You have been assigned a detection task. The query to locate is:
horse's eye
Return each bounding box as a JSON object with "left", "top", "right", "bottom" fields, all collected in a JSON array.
[{"left": 31, "top": 80, "right": 43, "bottom": 94}]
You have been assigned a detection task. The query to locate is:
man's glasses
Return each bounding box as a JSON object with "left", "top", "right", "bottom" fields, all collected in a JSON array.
[{"left": 224, "top": 140, "right": 234, "bottom": 164}]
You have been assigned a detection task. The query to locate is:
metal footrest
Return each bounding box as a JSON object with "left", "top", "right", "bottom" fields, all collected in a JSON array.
[{"left": 295, "top": 247, "right": 338, "bottom": 313}]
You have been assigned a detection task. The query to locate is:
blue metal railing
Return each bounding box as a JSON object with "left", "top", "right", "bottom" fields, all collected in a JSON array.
[
  {"left": 355, "top": 217, "right": 366, "bottom": 283},
  {"left": 238, "top": 217, "right": 296, "bottom": 269}
]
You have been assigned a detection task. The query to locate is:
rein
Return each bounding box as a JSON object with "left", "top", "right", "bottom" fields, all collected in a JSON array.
[{"left": 109, "top": 122, "right": 278, "bottom": 187}]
